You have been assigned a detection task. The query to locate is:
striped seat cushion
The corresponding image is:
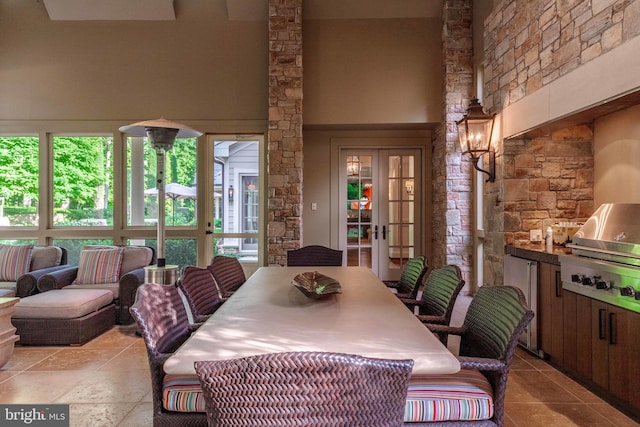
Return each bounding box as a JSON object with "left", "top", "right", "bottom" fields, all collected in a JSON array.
[
  {"left": 162, "top": 375, "right": 205, "bottom": 412},
  {"left": 404, "top": 368, "right": 494, "bottom": 422}
]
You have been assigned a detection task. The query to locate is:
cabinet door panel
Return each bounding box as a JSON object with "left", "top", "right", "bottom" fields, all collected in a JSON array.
[
  {"left": 628, "top": 310, "right": 640, "bottom": 415},
  {"left": 575, "top": 294, "right": 592, "bottom": 380},
  {"left": 563, "top": 291, "right": 577, "bottom": 372},
  {"left": 591, "top": 300, "right": 609, "bottom": 390},
  {"left": 607, "top": 306, "right": 629, "bottom": 402},
  {"left": 549, "top": 265, "right": 564, "bottom": 362}
]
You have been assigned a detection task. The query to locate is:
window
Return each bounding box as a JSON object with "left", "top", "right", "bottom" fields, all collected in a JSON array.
[
  {"left": 53, "top": 135, "right": 114, "bottom": 226},
  {"left": 0, "top": 136, "right": 39, "bottom": 227},
  {"left": 126, "top": 136, "right": 198, "bottom": 227}
]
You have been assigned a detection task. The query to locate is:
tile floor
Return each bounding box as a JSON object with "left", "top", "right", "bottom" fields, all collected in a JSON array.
[{"left": 0, "top": 296, "right": 637, "bottom": 426}]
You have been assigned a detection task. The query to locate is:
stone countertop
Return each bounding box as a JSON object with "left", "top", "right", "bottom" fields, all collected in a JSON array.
[{"left": 505, "top": 243, "right": 573, "bottom": 265}]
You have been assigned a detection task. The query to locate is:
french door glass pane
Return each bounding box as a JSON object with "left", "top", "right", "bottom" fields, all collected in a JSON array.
[
  {"left": 213, "top": 138, "right": 260, "bottom": 261},
  {"left": 0, "top": 136, "right": 39, "bottom": 227},
  {"left": 346, "top": 155, "right": 372, "bottom": 268},
  {"left": 387, "top": 155, "right": 415, "bottom": 267}
]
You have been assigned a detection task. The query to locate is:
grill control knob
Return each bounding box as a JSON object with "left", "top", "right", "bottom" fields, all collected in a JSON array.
[
  {"left": 571, "top": 274, "right": 582, "bottom": 283},
  {"left": 620, "top": 286, "right": 635, "bottom": 297},
  {"left": 595, "top": 280, "right": 610, "bottom": 290},
  {"left": 582, "top": 277, "right": 593, "bottom": 286}
]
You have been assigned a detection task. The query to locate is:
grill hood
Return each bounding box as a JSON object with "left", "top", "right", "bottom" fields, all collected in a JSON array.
[{"left": 568, "top": 203, "right": 640, "bottom": 265}]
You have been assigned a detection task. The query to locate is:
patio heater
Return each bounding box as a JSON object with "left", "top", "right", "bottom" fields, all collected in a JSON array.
[{"left": 119, "top": 118, "right": 202, "bottom": 284}]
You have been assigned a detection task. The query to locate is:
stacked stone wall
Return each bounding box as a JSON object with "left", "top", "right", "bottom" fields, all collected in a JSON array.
[
  {"left": 432, "top": 0, "right": 475, "bottom": 290},
  {"left": 503, "top": 125, "right": 595, "bottom": 245},
  {"left": 484, "top": 0, "right": 640, "bottom": 112},
  {"left": 268, "top": 0, "right": 303, "bottom": 265}
]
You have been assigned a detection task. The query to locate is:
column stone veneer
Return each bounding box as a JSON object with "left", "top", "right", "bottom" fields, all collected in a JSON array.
[
  {"left": 432, "top": 0, "right": 474, "bottom": 289},
  {"left": 268, "top": 0, "right": 303, "bottom": 265}
]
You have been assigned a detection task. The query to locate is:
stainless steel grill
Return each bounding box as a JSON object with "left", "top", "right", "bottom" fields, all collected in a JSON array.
[{"left": 560, "top": 203, "right": 640, "bottom": 313}]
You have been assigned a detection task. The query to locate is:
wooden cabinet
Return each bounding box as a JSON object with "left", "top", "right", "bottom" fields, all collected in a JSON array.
[
  {"left": 591, "top": 300, "right": 640, "bottom": 412},
  {"left": 539, "top": 262, "right": 564, "bottom": 363},
  {"left": 507, "top": 248, "right": 640, "bottom": 419},
  {"left": 562, "top": 291, "right": 592, "bottom": 380}
]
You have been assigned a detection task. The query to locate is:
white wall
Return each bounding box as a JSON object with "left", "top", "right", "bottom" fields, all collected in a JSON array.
[{"left": 594, "top": 103, "right": 640, "bottom": 207}]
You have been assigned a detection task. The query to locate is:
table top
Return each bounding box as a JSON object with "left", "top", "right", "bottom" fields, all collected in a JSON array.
[
  {"left": 164, "top": 266, "right": 460, "bottom": 375},
  {"left": 0, "top": 297, "right": 19, "bottom": 308}
]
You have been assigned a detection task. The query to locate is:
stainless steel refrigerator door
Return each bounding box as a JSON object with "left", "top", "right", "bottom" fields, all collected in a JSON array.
[{"left": 504, "top": 254, "right": 539, "bottom": 353}]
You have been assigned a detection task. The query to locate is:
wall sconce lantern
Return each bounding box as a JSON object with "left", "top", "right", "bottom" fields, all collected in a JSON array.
[
  {"left": 456, "top": 98, "right": 496, "bottom": 182},
  {"left": 228, "top": 185, "right": 234, "bottom": 202},
  {"left": 346, "top": 156, "right": 360, "bottom": 176},
  {"left": 405, "top": 179, "right": 415, "bottom": 196}
]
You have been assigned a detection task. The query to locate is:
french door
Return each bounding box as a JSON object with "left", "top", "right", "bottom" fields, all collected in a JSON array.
[{"left": 339, "top": 148, "right": 422, "bottom": 281}]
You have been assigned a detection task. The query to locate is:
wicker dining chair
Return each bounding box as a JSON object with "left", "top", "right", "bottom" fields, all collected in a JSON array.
[
  {"left": 195, "top": 351, "right": 413, "bottom": 427},
  {"left": 129, "top": 283, "right": 207, "bottom": 427},
  {"left": 383, "top": 256, "right": 428, "bottom": 299},
  {"left": 206, "top": 255, "right": 246, "bottom": 300},
  {"left": 406, "top": 285, "right": 534, "bottom": 426},
  {"left": 177, "top": 265, "right": 223, "bottom": 323},
  {"left": 400, "top": 264, "right": 465, "bottom": 343},
  {"left": 286, "top": 245, "right": 343, "bottom": 266}
]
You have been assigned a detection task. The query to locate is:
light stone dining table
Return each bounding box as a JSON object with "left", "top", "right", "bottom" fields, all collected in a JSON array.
[{"left": 164, "top": 266, "right": 460, "bottom": 376}]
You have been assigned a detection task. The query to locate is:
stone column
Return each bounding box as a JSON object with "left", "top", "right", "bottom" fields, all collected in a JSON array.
[
  {"left": 432, "top": 0, "right": 474, "bottom": 287},
  {"left": 268, "top": 0, "right": 303, "bottom": 265}
]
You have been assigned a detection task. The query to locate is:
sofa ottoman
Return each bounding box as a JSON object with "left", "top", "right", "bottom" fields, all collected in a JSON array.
[{"left": 12, "top": 289, "right": 115, "bottom": 346}]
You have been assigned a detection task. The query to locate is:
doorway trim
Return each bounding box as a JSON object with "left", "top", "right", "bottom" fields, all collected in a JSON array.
[{"left": 329, "top": 137, "right": 431, "bottom": 268}]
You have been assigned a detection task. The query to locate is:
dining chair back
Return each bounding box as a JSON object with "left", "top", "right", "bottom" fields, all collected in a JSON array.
[
  {"left": 383, "top": 255, "right": 427, "bottom": 299},
  {"left": 129, "top": 283, "right": 206, "bottom": 427},
  {"left": 413, "top": 285, "right": 534, "bottom": 426},
  {"left": 404, "top": 265, "right": 465, "bottom": 341},
  {"left": 195, "top": 351, "right": 413, "bottom": 427},
  {"left": 177, "top": 265, "right": 222, "bottom": 323},
  {"left": 286, "top": 245, "right": 343, "bottom": 266},
  {"left": 207, "top": 255, "right": 246, "bottom": 300}
]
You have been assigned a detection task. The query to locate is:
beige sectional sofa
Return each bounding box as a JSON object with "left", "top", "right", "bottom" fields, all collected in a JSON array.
[
  {"left": 0, "top": 245, "right": 68, "bottom": 298},
  {"left": 36, "top": 245, "right": 155, "bottom": 325}
]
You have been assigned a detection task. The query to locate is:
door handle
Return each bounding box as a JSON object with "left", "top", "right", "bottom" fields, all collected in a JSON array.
[
  {"left": 382, "top": 225, "right": 386, "bottom": 240},
  {"left": 374, "top": 225, "right": 378, "bottom": 240},
  {"left": 598, "top": 309, "right": 607, "bottom": 340},
  {"left": 609, "top": 312, "right": 616, "bottom": 345}
]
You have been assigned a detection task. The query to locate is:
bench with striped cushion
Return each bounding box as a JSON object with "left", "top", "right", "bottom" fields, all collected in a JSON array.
[
  {"left": 162, "top": 375, "right": 206, "bottom": 412},
  {"left": 160, "top": 369, "right": 493, "bottom": 423},
  {"left": 404, "top": 369, "right": 494, "bottom": 423}
]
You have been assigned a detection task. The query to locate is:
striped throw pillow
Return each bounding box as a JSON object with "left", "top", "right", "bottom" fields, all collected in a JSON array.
[
  {"left": 404, "top": 368, "right": 494, "bottom": 422},
  {"left": 163, "top": 375, "right": 205, "bottom": 412},
  {"left": 0, "top": 244, "right": 34, "bottom": 281},
  {"left": 73, "top": 247, "right": 125, "bottom": 285}
]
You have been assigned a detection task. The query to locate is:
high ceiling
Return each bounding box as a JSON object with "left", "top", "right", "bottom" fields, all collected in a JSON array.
[{"left": 41, "top": 0, "right": 443, "bottom": 21}]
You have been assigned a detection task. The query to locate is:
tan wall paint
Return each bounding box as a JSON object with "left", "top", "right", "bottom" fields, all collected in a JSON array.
[
  {"left": 1, "top": 2, "right": 443, "bottom": 126},
  {"left": 594, "top": 103, "right": 640, "bottom": 206},
  {"left": 303, "top": 18, "right": 442, "bottom": 125},
  {"left": 0, "top": 0, "right": 268, "bottom": 121}
]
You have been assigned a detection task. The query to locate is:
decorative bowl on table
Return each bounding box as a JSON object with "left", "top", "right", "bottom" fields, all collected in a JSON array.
[{"left": 292, "top": 271, "right": 341, "bottom": 299}]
